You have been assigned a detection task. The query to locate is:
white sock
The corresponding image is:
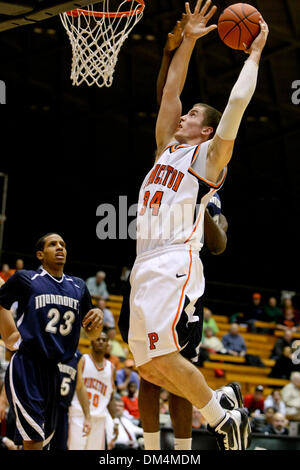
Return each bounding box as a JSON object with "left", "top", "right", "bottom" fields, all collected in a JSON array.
[
  {"left": 199, "top": 391, "right": 226, "bottom": 428},
  {"left": 174, "top": 438, "right": 192, "bottom": 450},
  {"left": 143, "top": 431, "right": 160, "bottom": 450}
]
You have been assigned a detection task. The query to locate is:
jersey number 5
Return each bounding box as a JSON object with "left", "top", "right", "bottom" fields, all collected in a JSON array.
[{"left": 139, "top": 190, "right": 164, "bottom": 216}]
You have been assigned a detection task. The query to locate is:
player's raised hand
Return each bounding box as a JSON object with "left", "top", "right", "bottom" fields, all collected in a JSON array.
[
  {"left": 82, "top": 308, "right": 103, "bottom": 333},
  {"left": 243, "top": 17, "right": 269, "bottom": 54},
  {"left": 165, "top": 14, "right": 187, "bottom": 52},
  {"left": 184, "top": 0, "right": 217, "bottom": 40}
]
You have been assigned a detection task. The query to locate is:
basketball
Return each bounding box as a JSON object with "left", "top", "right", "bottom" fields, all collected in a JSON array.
[{"left": 218, "top": 3, "right": 261, "bottom": 50}]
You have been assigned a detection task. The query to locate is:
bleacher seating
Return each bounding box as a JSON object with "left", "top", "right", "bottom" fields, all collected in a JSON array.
[{"left": 82, "top": 294, "right": 297, "bottom": 396}]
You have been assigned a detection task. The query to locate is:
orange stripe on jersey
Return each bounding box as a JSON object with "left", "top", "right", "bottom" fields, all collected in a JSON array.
[
  {"left": 188, "top": 166, "right": 227, "bottom": 189},
  {"left": 171, "top": 247, "right": 193, "bottom": 350},
  {"left": 165, "top": 144, "right": 189, "bottom": 154},
  {"left": 184, "top": 209, "right": 203, "bottom": 244},
  {"left": 191, "top": 144, "right": 201, "bottom": 164}
]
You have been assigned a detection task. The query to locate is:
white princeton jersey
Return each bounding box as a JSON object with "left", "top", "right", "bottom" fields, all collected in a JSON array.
[
  {"left": 136, "top": 140, "right": 227, "bottom": 255},
  {"left": 69, "top": 354, "right": 113, "bottom": 418}
]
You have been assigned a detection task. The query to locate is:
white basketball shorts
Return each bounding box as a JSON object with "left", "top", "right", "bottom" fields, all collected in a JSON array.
[
  {"left": 128, "top": 245, "right": 205, "bottom": 367},
  {"left": 68, "top": 414, "right": 106, "bottom": 450}
]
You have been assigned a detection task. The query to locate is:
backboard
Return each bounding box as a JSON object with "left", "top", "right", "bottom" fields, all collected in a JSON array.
[{"left": 0, "top": 1, "right": 102, "bottom": 31}]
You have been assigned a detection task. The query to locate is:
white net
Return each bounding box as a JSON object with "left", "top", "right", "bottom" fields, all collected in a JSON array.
[{"left": 60, "top": 0, "right": 145, "bottom": 88}]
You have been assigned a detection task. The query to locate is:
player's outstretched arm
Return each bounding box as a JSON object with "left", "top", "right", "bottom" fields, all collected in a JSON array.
[
  {"left": 0, "top": 306, "right": 20, "bottom": 351},
  {"left": 82, "top": 308, "right": 103, "bottom": 340},
  {"left": 156, "top": 15, "right": 187, "bottom": 107},
  {"left": 155, "top": 0, "right": 217, "bottom": 158},
  {"left": 206, "top": 18, "right": 269, "bottom": 183}
]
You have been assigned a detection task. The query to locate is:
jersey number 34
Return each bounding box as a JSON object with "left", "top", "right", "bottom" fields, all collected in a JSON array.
[{"left": 140, "top": 190, "right": 164, "bottom": 216}]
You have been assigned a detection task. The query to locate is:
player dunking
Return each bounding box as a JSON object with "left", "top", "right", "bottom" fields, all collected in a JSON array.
[
  {"left": 128, "top": 0, "right": 269, "bottom": 450},
  {"left": 0, "top": 233, "right": 103, "bottom": 450}
]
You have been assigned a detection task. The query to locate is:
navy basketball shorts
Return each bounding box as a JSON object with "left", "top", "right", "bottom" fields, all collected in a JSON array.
[
  {"left": 5, "top": 351, "right": 60, "bottom": 446},
  {"left": 128, "top": 246, "right": 205, "bottom": 366},
  {"left": 50, "top": 405, "right": 68, "bottom": 450}
]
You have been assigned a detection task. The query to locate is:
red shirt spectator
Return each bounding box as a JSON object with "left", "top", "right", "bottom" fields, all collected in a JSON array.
[
  {"left": 122, "top": 381, "right": 140, "bottom": 419},
  {"left": 244, "top": 385, "right": 265, "bottom": 415},
  {"left": 0, "top": 264, "right": 11, "bottom": 282}
]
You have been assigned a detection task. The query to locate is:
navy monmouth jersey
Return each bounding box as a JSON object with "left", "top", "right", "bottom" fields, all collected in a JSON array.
[
  {"left": 58, "top": 350, "right": 82, "bottom": 408},
  {"left": 0, "top": 268, "right": 93, "bottom": 363},
  {"left": 207, "top": 192, "right": 221, "bottom": 221},
  {"left": 200, "top": 192, "right": 222, "bottom": 257}
]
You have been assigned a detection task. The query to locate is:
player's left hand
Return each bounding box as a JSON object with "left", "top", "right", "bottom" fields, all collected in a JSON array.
[
  {"left": 165, "top": 14, "right": 187, "bottom": 52},
  {"left": 82, "top": 308, "right": 103, "bottom": 331}
]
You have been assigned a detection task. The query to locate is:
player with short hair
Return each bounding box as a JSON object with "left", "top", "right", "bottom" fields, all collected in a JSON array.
[
  {"left": 0, "top": 232, "right": 103, "bottom": 450},
  {"left": 128, "top": 0, "right": 269, "bottom": 450},
  {"left": 68, "top": 331, "right": 116, "bottom": 450}
]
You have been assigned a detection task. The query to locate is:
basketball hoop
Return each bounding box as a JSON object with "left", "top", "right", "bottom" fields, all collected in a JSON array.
[{"left": 60, "top": 1, "right": 145, "bottom": 88}]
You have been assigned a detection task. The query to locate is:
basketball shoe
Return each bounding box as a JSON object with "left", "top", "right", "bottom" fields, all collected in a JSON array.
[
  {"left": 215, "top": 381, "right": 243, "bottom": 410},
  {"left": 207, "top": 408, "right": 249, "bottom": 450},
  {"left": 213, "top": 382, "right": 251, "bottom": 449}
]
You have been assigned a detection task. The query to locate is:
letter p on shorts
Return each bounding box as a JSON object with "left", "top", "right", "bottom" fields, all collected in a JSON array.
[{"left": 148, "top": 332, "right": 159, "bottom": 350}]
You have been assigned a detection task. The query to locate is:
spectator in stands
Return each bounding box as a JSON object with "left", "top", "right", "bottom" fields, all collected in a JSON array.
[
  {"left": 119, "top": 266, "right": 131, "bottom": 295},
  {"left": 106, "top": 398, "right": 143, "bottom": 450},
  {"left": 243, "top": 292, "right": 266, "bottom": 332},
  {"left": 159, "top": 389, "right": 169, "bottom": 415},
  {"left": 281, "top": 371, "right": 300, "bottom": 420},
  {"left": 269, "top": 346, "right": 295, "bottom": 379},
  {"left": 201, "top": 307, "right": 219, "bottom": 341},
  {"left": 98, "top": 297, "right": 115, "bottom": 329},
  {"left": 192, "top": 406, "right": 206, "bottom": 429},
  {"left": 201, "top": 326, "right": 227, "bottom": 354},
  {"left": 9, "top": 259, "right": 24, "bottom": 276},
  {"left": 276, "top": 307, "right": 300, "bottom": 333},
  {"left": 122, "top": 381, "right": 140, "bottom": 423},
  {"left": 0, "top": 264, "right": 11, "bottom": 282},
  {"left": 86, "top": 270, "right": 109, "bottom": 300},
  {"left": 116, "top": 359, "right": 140, "bottom": 394},
  {"left": 264, "top": 296, "right": 282, "bottom": 324},
  {"left": 250, "top": 405, "right": 275, "bottom": 433},
  {"left": 104, "top": 340, "right": 121, "bottom": 370},
  {"left": 270, "top": 328, "right": 294, "bottom": 360},
  {"left": 106, "top": 327, "right": 128, "bottom": 362},
  {"left": 221, "top": 323, "right": 247, "bottom": 357},
  {"left": 264, "top": 412, "right": 289, "bottom": 435},
  {"left": 264, "top": 406, "right": 276, "bottom": 425},
  {"left": 282, "top": 297, "right": 300, "bottom": 324},
  {"left": 243, "top": 385, "right": 265, "bottom": 416},
  {"left": 264, "top": 390, "right": 286, "bottom": 415}
]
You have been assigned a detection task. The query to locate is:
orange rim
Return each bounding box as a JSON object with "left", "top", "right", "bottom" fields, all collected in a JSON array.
[{"left": 66, "top": 0, "right": 145, "bottom": 18}]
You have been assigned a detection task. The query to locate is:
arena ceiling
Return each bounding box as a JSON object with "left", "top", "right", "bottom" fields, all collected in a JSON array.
[{"left": 0, "top": 0, "right": 299, "bottom": 302}]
